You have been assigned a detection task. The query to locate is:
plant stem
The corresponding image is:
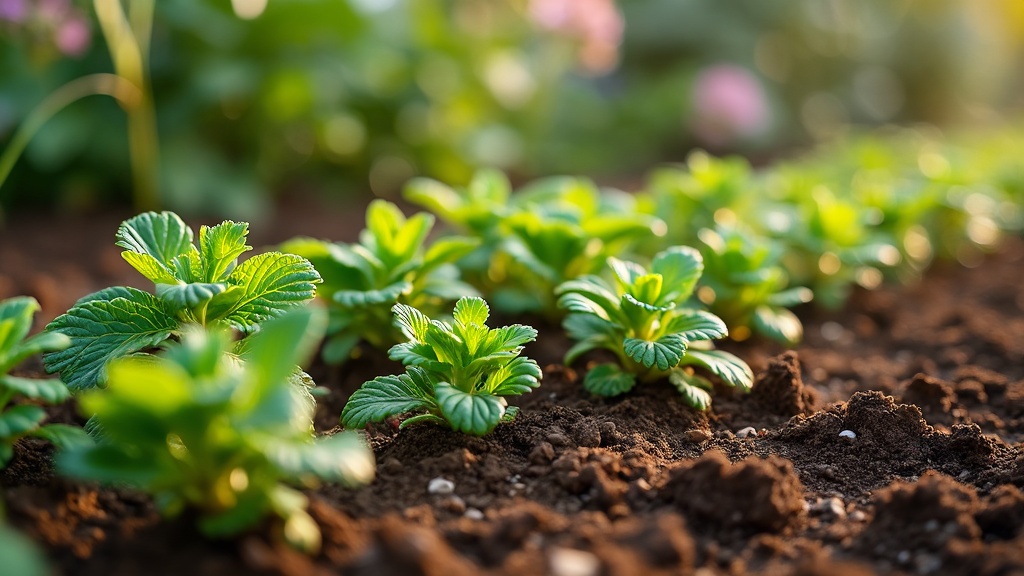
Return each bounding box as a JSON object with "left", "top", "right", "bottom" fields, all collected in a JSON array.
[{"left": 0, "top": 74, "right": 141, "bottom": 195}]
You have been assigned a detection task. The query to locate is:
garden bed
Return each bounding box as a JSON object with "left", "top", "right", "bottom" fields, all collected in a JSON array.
[{"left": 1, "top": 201, "right": 1023, "bottom": 576}]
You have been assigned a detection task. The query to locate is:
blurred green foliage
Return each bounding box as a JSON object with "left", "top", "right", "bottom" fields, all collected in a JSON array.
[{"left": 2, "top": 0, "right": 1023, "bottom": 216}]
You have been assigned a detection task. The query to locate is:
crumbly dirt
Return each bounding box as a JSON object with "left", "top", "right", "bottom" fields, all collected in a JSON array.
[{"left": 1, "top": 204, "right": 1022, "bottom": 576}]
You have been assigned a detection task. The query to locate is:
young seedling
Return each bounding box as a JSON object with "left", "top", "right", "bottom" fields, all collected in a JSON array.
[
  {"left": 0, "top": 296, "right": 89, "bottom": 468},
  {"left": 44, "top": 211, "right": 321, "bottom": 390},
  {"left": 58, "top": 308, "right": 375, "bottom": 553},
  {"left": 341, "top": 296, "right": 542, "bottom": 436},
  {"left": 556, "top": 246, "right": 753, "bottom": 409},
  {"left": 281, "top": 200, "right": 478, "bottom": 363},
  {"left": 696, "top": 226, "right": 813, "bottom": 345}
]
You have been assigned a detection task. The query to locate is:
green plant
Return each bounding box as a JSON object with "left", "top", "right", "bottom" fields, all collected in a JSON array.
[
  {"left": 281, "top": 200, "right": 478, "bottom": 363},
  {"left": 695, "top": 226, "right": 813, "bottom": 345},
  {"left": 58, "top": 308, "right": 374, "bottom": 552},
  {"left": 44, "top": 211, "right": 321, "bottom": 390},
  {"left": 556, "top": 246, "right": 753, "bottom": 409},
  {"left": 0, "top": 296, "right": 89, "bottom": 468},
  {"left": 342, "top": 296, "right": 541, "bottom": 436},
  {"left": 0, "top": 522, "right": 47, "bottom": 576}
]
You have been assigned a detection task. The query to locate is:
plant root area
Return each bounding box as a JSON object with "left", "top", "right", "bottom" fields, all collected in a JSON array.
[{"left": 2, "top": 207, "right": 1023, "bottom": 576}]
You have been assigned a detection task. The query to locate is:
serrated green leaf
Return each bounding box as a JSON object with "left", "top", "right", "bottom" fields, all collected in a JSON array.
[
  {"left": 0, "top": 328, "right": 69, "bottom": 375},
  {"left": 155, "top": 282, "right": 227, "bottom": 310},
  {"left": 421, "top": 236, "right": 480, "bottom": 273},
  {"left": 434, "top": 383, "right": 505, "bottom": 436},
  {"left": 679, "top": 349, "right": 754, "bottom": 392},
  {"left": 608, "top": 257, "right": 646, "bottom": 287},
  {"left": 116, "top": 211, "right": 194, "bottom": 267},
  {"left": 623, "top": 334, "right": 687, "bottom": 370},
  {"left": 214, "top": 253, "right": 321, "bottom": 332},
  {"left": 333, "top": 282, "right": 411, "bottom": 308},
  {"left": 1, "top": 376, "right": 70, "bottom": 404},
  {"left": 268, "top": 431, "right": 374, "bottom": 486},
  {"left": 652, "top": 246, "right": 704, "bottom": 304},
  {"left": 486, "top": 357, "right": 542, "bottom": 396},
  {"left": 668, "top": 369, "right": 712, "bottom": 410},
  {"left": 200, "top": 221, "right": 251, "bottom": 282},
  {"left": 388, "top": 342, "right": 444, "bottom": 370},
  {"left": 556, "top": 276, "right": 620, "bottom": 317},
  {"left": 752, "top": 305, "right": 804, "bottom": 345},
  {"left": 0, "top": 404, "right": 46, "bottom": 438},
  {"left": 392, "top": 303, "right": 432, "bottom": 341},
  {"left": 631, "top": 274, "right": 664, "bottom": 305},
  {"left": 453, "top": 297, "right": 489, "bottom": 328},
  {"left": 423, "top": 321, "right": 464, "bottom": 366},
  {"left": 341, "top": 368, "right": 436, "bottom": 429},
  {"left": 478, "top": 324, "right": 538, "bottom": 356},
  {"left": 664, "top": 309, "right": 729, "bottom": 343},
  {"left": 0, "top": 296, "right": 38, "bottom": 356},
  {"left": 43, "top": 290, "right": 177, "bottom": 390},
  {"left": 121, "top": 252, "right": 179, "bottom": 284},
  {"left": 583, "top": 363, "right": 636, "bottom": 396}
]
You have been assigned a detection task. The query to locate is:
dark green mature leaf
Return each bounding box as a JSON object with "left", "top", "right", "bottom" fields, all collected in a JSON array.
[
  {"left": 341, "top": 368, "right": 436, "bottom": 429},
  {"left": 668, "top": 370, "right": 713, "bottom": 410},
  {"left": 680, "top": 349, "right": 754, "bottom": 392},
  {"left": 116, "top": 211, "right": 194, "bottom": 269},
  {"left": 30, "top": 424, "right": 93, "bottom": 450},
  {"left": 1, "top": 376, "right": 70, "bottom": 404},
  {"left": 435, "top": 383, "right": 505, "bottom": 436},
  {"left": 155, "top": 282, "right": 227, "bottom": 310},
  {"left": 583, "top": 363, "right": 637, "bottom": 397},
  {"left": 665, "top": 310, "right": 729, "bottom": 342},
  {"left": 215, "top": 253, "right": 321, "bottom": 332},
  {"left": 0, "top": 405, "right": 46, "bottom": 438},
  {"left": 556, "top": 277, "right": 620, "bottom": 317},
  {"left": 623, "top": 334, "right": 687, "bottom": 370},
  {"left": 44, "top": 289, "right": 177, "bottom": 390},
  {"left": 334, "top": 282, "right": 411, "bottom": 308}
]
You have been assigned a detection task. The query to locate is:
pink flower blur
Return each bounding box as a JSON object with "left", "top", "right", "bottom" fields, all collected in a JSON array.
[
  {"left": 55, "top": 15, "right": 91, "bottom": 57},
  {"left": 691, "top": 65, "right": 770, "bottom": 148},
  {"left": 527, "top": 0, "right": 623, "bottom": 74}
]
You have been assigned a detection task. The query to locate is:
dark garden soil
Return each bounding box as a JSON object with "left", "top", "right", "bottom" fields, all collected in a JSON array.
[{"left": 2, "top": 199, "right": 1023, "bottom": 576}]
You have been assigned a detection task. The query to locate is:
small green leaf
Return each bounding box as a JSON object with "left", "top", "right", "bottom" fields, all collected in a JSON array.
[
  {"left": 487, "top": 357, "right": 542, "bottom": 396},
  {"left": 421, "top": 237, "right": 480, "bottom": 273},
  {"left": 478, "top": 324, "right": 537, "bottom": 356},
  {"left": 341, "top": 368, "right": 436, "bottom": 429},
  {"left": 268, "top": 431, "right": 374, "bottom": 487},
  {"left": 752, "top": 305, "right": 804, "bottom": 345},
  {"left": 607, "top": 257, "right": 646, "bottom": 287},
  {"left": 1, "top": 376, "right": 70, "bottom": 404},
  {"left": 434, "top": 383, "right": 505, "bottom": 436},
  {"left": 453, "top": 297, "right": 489, "bottom": 328},
  {"left": 116, "top": 211, "right": 194, "bottom": 267},
  {"left": 556, "top": 277, "right": 621, "bottom": 317},
  {"left": 0, "top": 404, "right": 46, "bottom": 438},
  {"left": 392, "top": 303, "right": 432, "bottom": 341},
  {"left": 199, "top": 221, "right": 251, "bottom": 282},
  {"left": 664, "top": 309, "right": 729, "bottom": 343},
  {"left": 558, "top": 293, "right": 612, "bottom": 320},
  {"left": 155, "top": 282, "right": 227, "bottom": 310},
  {"left": 668, "top": 369, "right": 713, "bottom": 410},
  {"left": 121, "top": 252, "right": 179, "bottom": 284},
  {"left": 583, "top": 363, "right": 637, "bottom": 397},
  {"left": 0, "top": 296, "right": 39, "bottom": 356},
  {"left": 623, "top": 334, "right": 687, "bottom": 370},
  {"left": 767, "top": 287, "right": 814, "bottom": 308},
  {"left": 679, "top": 349, "right": 754, "bottom": 392},
  {"left": 215, "top": 253, "right": 321, "bottom": 332},
  {"left": 30, "top": 423, "right": 93, "bottom": 450},
  {"left": 652, "top": 246, "right": 704, "bottom": 304},
  {"left": 44, "top": 290, "right": 177, "bottom": 390},
  {"left": 333, "top": 282, "right": 411, "bottom": 308}
]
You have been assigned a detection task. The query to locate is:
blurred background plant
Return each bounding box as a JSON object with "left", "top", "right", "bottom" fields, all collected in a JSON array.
[{"left": 1, "top": 0, "right": 1023, "bottom": 219}]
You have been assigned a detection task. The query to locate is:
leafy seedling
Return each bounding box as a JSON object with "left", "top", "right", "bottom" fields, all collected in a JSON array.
[
  {"left": 696, "top": 226, "right": 813, "bottom": 345},
  {"left": 282, "top": 200, "right": 478, "bottom": 363},
  {"left": 44, "top": 211, "right": 321, "bottom": 390},
  {"left": 556, "top": 246, "right": 753, "bottom": 409},
  {"left": 342, "top": 296, "right": 541, "bottom": 436},
  {"left": 0, "top": 296, "right": 90, "bottom": 468},
  {"left": 58, "top": 308, "right": 374, "bottom": 553}
]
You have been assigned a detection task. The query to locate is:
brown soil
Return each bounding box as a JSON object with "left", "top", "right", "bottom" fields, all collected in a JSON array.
[{"left": 1, "top": 202, "right": 1023, "bottom": 576}]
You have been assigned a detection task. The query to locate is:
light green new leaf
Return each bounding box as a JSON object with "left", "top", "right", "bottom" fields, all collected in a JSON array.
[
  {"left": 217, "top": 253, "right": 321, "bottom": 332},
  {"left": 680, "top": 349, "right": 754, "bottom": 392},
  {"left": 1, "top": 376, "right": 70, "bottom": 404},
  {"left": 652, "top": 246, "right": 704, "bottom": 303},
  {"left": 478, "top": 324, "right": 538, "bottom": 356},
  {"left": 623, "top": 334, "right": 687, "bottom": 370},
  {"left": 486, "top": 357, "right": 542, "bottom": 396},
  {"left": 608, "top": 257, "right": 647, "bottom": 287},
  {"left": 421, "top": 237, "right": 480, "bottom": 273},
  {"left": 435, "top": 383, "right": 506, "bottom": 436},
  {"left": 341, "top": 368, "right": 437, "bottom": 429},
  {"left": 200, "top": 221, "right": 251, "bottom": 282},
  {"left": 393, "top": 303, "right": 431, "bottom": 341},
  {"left": 116, "top": 211, "right": 194, "bottom": 266},
  {"left": 0, "top": 329, "right": 69, "bottom": 375},
  {"left": 268, "top": 431, "right": 374, "bottom": 487},
  {"left": 121, "top": 252, "right": 178, "bottom": 284},
  {"left": 44, "top": 289, "right": 178, "bottom": 390},
  {"left": 583, "top": 363, "right": 637, "bottom": 396},
  {"left": 665, "top": 310, "right": 729, "bottom": 342},
  {"left": 0, "top": 296, "right": 38, "bottom": 355},
  {"left": 0, "top": 404, "right": 46, "bottom": 438},
  {"left": 668, "top": 369, "right": 713, "bottom": 410},
  {"left": 555, "top": 277, "right": 620, "bottom": 316},
  {"left": 453, "top": 296, "right": 489, "bottom": 328}
]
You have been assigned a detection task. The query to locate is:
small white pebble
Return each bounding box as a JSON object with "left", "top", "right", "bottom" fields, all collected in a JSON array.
[
  {"left": 839, "top": 430, "right": 857, "bottom": 439},
  {"left": 850, "top": 510, "right": 867, "bottom": 522},
  {"left": 513, "top": 482, "right": 527, "bottom": 490},
  {"left": 897, "top": 550, "right": 911, "bottom": 564},
  {"left": 821, "top": 321, "right": 845, "bottom": 342},
  {"left": 428, "top": 477, "right": 455, "bottom": 495},
  {"left": 548, "top": 547, "right": 601, "bottom": 576},
  {"left": 737, "top": 426, "right": 757, "bottom": 438},
  {"left": 464, "top": 508, "right": 484, "bottom": 520}
]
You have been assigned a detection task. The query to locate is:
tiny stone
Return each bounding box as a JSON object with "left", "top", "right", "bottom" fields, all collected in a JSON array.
[
  {"left": 428, "top": 477, "right": 455, "bottom": 495},
  {"left": 464, "top": 508, "right": 484, "bottom": 520},
  {"left": 548, "top": 547, "right": 601, "bottom": 576},
  {"left": 736, "top": 426, "right": 757, "bottom": 438},
  {"left": 546, "top": 433, "right": 571, "bottom": 447},
  {"left": 635, "top": 478, "right": 652, "bottom": 492},
  {"left": 839, "top": 429, "right": 857, "bottom": 439},
  {"left": 924, "top": 519, "right": 939, "bottom": 532},
  {"left": 814, "top": 497, "right": 846, "bottom": 519},
  {"left": 684, "top": 429, "right": 712, "bottom": 443},
  {"left": 850, "top": 510, "right": 867, "bottom": 522},
  {"left": 821, "top": 321, "right": 845, "bottom": 342},
  {"left": 897, "top": 550, "right": 911, "bottom": 564},
  {"left": 958, "top": 470, "right": 970, "bottom": 480},
  {"left": 513, "top": 482, "right": 527, "bottom": 490},
  {"left": 440, "top": 496, "right": 466, "bottom": 514}
]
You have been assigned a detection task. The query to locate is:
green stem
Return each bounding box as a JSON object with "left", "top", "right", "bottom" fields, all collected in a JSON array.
[{"left": 0, "top": 74, "right": 141, "bottom": 195}]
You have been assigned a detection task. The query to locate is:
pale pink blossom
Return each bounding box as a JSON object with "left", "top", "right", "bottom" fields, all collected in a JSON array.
[
  {"left": 691, "top": 65, "right": 770, "bottom": 147},
  {"left": 527, "top": 0, "right": 623, "bottom": 74},
  {"left": 0, "top": 0, "right": 27, "bottom": 22},
  {"left": 55, "top": 15, "right": 90, "bottom": 56}
]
